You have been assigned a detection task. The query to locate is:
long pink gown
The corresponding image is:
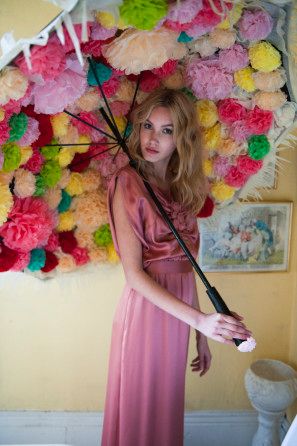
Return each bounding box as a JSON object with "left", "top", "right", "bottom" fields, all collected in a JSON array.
[{"left": 101, "top": 165, "right": 199, "bottom": 446}]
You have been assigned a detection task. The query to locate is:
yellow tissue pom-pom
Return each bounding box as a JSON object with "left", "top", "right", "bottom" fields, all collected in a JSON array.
[
  {"left": 57, "top": 147, "right": 75, "bottom": 168},
  {"left": 0, "top": 183, "right": 13, "bottom": 225},
  {"left": 249, "top": 42, "right": 281, "bottom": 72},
  {"left": 0, "top": 108, "right": 5, "bottom": 121},
  {"left": 107, "top": 244, "right": 119, "bottom": 264},
  {"left": 196, "top": 100, "right": 218, "bottom": 128},
  {"left": 50, "top": 113, "right": 70, "bottom": 138},
  {"left": 113, "top": 116, "right": 127, "bottom": 134},
  {"left": 217, "top": 3, "right": 244, "bottom": 29},
  {"left": 203, "top": 159, "right": 213, "bottom": 177},
  {"left": 57, "top": 211, "right": 75, "bottom": 232},
  {"left": 96, "top": 11, "right": 117, "bottom": 28},
  {"left": 20, "top": 147, "right": 33, "bottom": 165},
  {"left": 65, "top": 172, "right": 84, "bottom": 196},
  {"left": 202, "top": 123, "right": 221, "bottom": 150},
  {"left": 234, "top": 66, "right": 256, "bottom": 92},
  {"left": 75, "top": 135, "right": 90, "bottom": 154},
  {"left": 211, "top": 181, "right": 235, "bottom": 201}
]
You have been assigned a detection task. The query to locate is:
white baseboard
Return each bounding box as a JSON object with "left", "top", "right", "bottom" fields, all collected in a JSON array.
[{"left": 0, "top": 410, "right": 258, "bottom": 446}]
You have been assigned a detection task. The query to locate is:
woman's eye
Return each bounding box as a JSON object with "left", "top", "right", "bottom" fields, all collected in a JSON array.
[
  {"left": 163, "top": 128, "right": 173, "bottom": 135},
  {"left": 143, "top": 122, "right": 152, "bottom": 129}
]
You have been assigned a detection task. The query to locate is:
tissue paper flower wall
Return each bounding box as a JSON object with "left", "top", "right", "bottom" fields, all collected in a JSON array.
[{"left": 0, "top": 0, "right": 295, "bottom": 277}]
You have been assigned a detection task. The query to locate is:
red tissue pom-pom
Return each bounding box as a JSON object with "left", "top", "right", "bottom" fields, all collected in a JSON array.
[
  {"left": 41, "top": 251, "right": 59, "bottom": 273},
  {"left": 218, "top": 98, "right": 247, "bottom": 124},
  {"left": 72, "top": 246, "right": 90, "bottom": 266},
  {"left": 58, "top": 231, "right": 78, "bottom": 254},
  {"left": 197, "top": 195, "right": 214, "bottom": 218},
  {"left": 140, "top": 72, "right": 161, "bottom": 93},
  {"left": 244, "top": 107, "right": 273, "bottom": 135},
  {"left": 0, "top": 242, "right": 18, "bottom": 272},
  {"left": 23, "top": 105, "right": 53, "bottom": 147},
  {"left": 69, "top": 151, "right": 91, "bottom": 172}
]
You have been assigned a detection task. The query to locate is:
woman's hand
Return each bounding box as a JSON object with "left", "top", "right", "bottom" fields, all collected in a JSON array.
[
  {"left": 191, "top": 333, "right": 212, "bottom": 376},
  {"left": 196, "top": 311, "right": 252, "bottom": 345}
]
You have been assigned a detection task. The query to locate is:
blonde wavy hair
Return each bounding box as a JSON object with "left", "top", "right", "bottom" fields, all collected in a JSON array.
[{"left": 128, "top": 88, "right": 207, "bottom": 214}]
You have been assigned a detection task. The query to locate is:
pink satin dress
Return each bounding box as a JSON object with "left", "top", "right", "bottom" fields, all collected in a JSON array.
[{"left": 101, "top": 165, "right": 199, "bottom": 446}]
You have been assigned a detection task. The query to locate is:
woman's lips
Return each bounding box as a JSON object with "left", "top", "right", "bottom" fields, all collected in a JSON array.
[{"left": 146, "top": 147, "right": 159, "bottom": 154}]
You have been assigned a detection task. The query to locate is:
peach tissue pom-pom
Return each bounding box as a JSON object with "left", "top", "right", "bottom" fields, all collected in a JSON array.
[
  {"left": 44, "top": 187, "right": 62, "bottom": 210},
  {"left": 102, "top": 28, "right": 187, "bottom": 75},
  {"left": 186, "top": 56, "right": 233, "bottom": 101},
  {"left": 209, "top": 28, "right": 236, "bottom": 49},
  {"left": 0, "top": 67, "right": 29, "bottom": 106},
  {"left": 253, "top": 69, "right": 286, "bottom": 92},
  {"left": 219, "top": 44, "right": 249, "bottom": 72},
  {"left": 162, "top": 65, "right": 185, "bottom": 89},
  {"left": 81, "top": 169, "right": 102, "bottom": 192},
  {"left": 14, "top": 168, "right": 36, "bottom": 198},
  {"left": 187, "top": 36, "right": 217, "bottom": 58},
  {"left": 72, "top": 190, "right": 108, "bottom": 231},
  {"left": 253, "top": 91, "right": 287, "bottom": 111},
  {"left": 57, "top": 253, "right": 77, "bottom": 272},
  {"left": 238, "top": 9, "right": 273, "bottom": 41}
]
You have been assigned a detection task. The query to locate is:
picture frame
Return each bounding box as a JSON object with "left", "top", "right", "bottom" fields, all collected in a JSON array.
[{"left": 198, "top": 202, "right": 293, "bottom": 272}]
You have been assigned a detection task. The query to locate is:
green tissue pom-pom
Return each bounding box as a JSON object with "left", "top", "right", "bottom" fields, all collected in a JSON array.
[
  {"left": 58, "top": 189, "right": 72, "bottom": 213},
  {"left": 120, "top": 0, "right": 168, "bottom": 30},
  {"left": 248, "top": 135, "right": 270, "bottom": 160},
  {"left": 9, "top": 112, "right": 28, "bottom": 141},
  {"left": 178, "top": 32, "right": 193, "bottom": 43},
  {"left": 87, "top": 61, "right": 112, "bottom": 86},
  {"left": 40, "top": 160, "right": 62, "bottom": 187},
  {"left": 28, "top": 248, "right": 46, "bottom": 271},
  {"left": 93, "top": 224, "right": 112, "bottom": 247},
  {"left": 41, "top": 139, "right": 60, "bottom": 160},
  {"left": 181, "top": 87, "right": 196, "bottom": 102},
  {"left": 2, "top": 143, "right": 21, "bottom": 172},
  {"left": 34, "top": 175, "right": 46, "bottom": 196}
]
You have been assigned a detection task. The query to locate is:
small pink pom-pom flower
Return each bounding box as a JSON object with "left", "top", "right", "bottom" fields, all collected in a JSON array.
[
  {"left": 110, "top": 101, "right": 130, "bottom": 117},
  {"left": 3, "top": 98, "right": 22, "bottom": 118},
  {"left": 140, "top": 72, "right": 161, "bottom": 93},
  {"left": 18, "top": 117, "right": 40, "bottom": 147},
  {"left": 238, "top": 9, "right": 273, "bottom": 41},
  {"left": 44, "top": 232, "right": 60, "bottom": 252},
  {"left": 224, "top": 166, "right": 248, "bottom": 188},
  {"left": 186, "top": 56, "right": 233, "bottom": 101},
  {"left": 96, "top": 76, "right": 120, "bottom": 98},
  {"left": 152, "top": 60, "right": 178, "bottom": 78},
  {"left": 219, "top": 44, "right": 249, "bottom": 72},
  {"left": 71, "top": 112, "right": 99, "bottom": 136},
  {"left": 166, "top": 0, "right": 203, "bottom": 24},
  {"left": 81, "top": 40, "right": 102, "bottom": 58},
  {"left": 72, "top": 246, "right": 90, "bottom": 266},
  {"left": 186, "top": 0, "right": 228, "bottom": 38},
  {"left": 236, "top": 155, "right": 263, "bottom": 175},
  {"left": 0, "top": 121, "right": 10, "bottom": 144},
  {"left": 229, "top": 120, "right": 251, "bottom": 142},
  {"left": 218, "top": 99, "right": 247, "bottom": 125},
  {"left": 15, "top": 41, "right": 66, "bottom": 81},
  {"left": 213, "top": 156, "right": 231, "bottom": 177},
  {"left": 91, "top": 22, "right": 117, "bottom": 41},
  {"left": 0, "top": 197, "right": 57, "bottom": 252},
  {"left": 10, "top": 251, "right": 30, "bottom": 271},
  {"left": 23, "top": 148, "right": 44, "bottom": 174},
  {"left": 245, "top": 107, "right": 273, "bottom": 134}
]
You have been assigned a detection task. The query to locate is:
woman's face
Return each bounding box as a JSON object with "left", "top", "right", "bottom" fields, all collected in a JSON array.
[{"left": 140, "top": 106, "right": 176, "bottom": 177}]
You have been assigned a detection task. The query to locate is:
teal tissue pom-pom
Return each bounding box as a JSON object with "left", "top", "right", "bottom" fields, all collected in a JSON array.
[
  {"left": 87, "top": 61, "right": 112, "bottom": 86},
  {"left": 178, "top": 32, "right": 193, "bottom": 43},
  {"left": 58, "top": 189, "right": 72, "bottom": 213},
  {"left": 28, "top": 249, "right": 46, "bottom": 271}
]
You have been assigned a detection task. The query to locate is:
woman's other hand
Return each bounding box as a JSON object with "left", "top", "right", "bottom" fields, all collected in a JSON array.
[{"left": 191, "top": 333, "right": 212, "bottom": 376}]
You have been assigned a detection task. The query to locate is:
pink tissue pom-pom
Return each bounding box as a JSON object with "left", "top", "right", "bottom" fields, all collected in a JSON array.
[
  {"left": 31, "top": 65, "right": 87, "bottom": 114},
  {"left": 213, "top": 156, "right": 231, "bottom": 177},
  {"left": 224, "top": 166, "right": 248, "bottom": 188},
  {"left": 152, "top": 59, "right": 178, "bottom": 78},
  {"left": 237, "top": 336, "right": 256, "bottom": 352},
  {"left": 15, "top": 41, "right": 66, "bottom": 81},
  {"left": 0, "top": 149, "right": 4, "bottom": 169},
  {"left": 140, "top": 72, "right": 161, "bottom": 93},
  {"left": 71, "top": 111, "right": 99, "bottom": 136},
  {"left": 10, "top": 251, "right": 30, "bottom": 271},
  {"left": 218, "top": 99, "right": 247, "bottom": 125},
  {"left": 72, "top": 246, "right": 90, "bottom": 266},
  {"left": 219, "top": 44, "right": 249, "bottom": 72},
  {"left": 44, "top": 232, "right": 60, "bottom": 252},
  {"left": 186, "top": 56, "right": 233, "bottom": 101},
  {"left": 245, "top": 107, "right": 273, "bottom": 135},
  {"left": 18, "top": 117, "right": 40, "bottom": 147},
  {"left": 3, "top": 98, "right": 22, "bottom": 118},
  {"left": 23, "top": 148, "right": 44, "bottom": 174},
  {"left": 0, "top": 197, "right": 57, "bottom": 252},
  {"left": 236, "top": 155, "right": 263, "bottom": 175},
  {"left": 186, "top": 0, "right": 229, "bottom": 38},
  {"left": 96, "top": 76, "right": 120, "bottom": 98},
  {"left": 0, "top": 121, "right": 10, "bottom": 144},
  {"left": 91, "top": 22, "right": 117, "bottom": 41},
  {"left": 110, "top": 101, "right": 130, "bottom": 117},
  {"left": 229, "top": 120, "right": 251, "bottom": 142},
  {"left": 81, "top": 40, "right": 102, "bottom": 58},
  {"left": 238, "top": 9, "right": 273, "bottom": 41},
  {"left": 166, "top": 0, "right": 203, "bottom": 24}
]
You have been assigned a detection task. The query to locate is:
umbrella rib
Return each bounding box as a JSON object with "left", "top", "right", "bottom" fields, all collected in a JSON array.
[
  {"left": 43, "top": 141, "right": 117, "bottom": 147},
  {"left": 123, "top": 75, "right": 140, "bottom": 140},
  {"left": 69, "top": 142, "right": 120, "bottom": 168},
  {"left": 64, "top": 109, "right": 117, "bottom": 141}
]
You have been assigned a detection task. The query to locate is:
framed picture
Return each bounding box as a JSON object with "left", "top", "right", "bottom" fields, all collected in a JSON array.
[{"left": 198, "top": 202, "right": 292, "bottom": 272}]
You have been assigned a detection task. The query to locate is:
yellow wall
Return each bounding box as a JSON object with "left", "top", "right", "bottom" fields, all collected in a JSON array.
[{"left": 0, "top": 0, "right": 296, "bottom": 414}]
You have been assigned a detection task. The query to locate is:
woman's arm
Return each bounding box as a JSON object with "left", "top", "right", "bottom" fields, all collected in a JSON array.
[{"left": 113, "top": 180, "right": 251, "bottom": 344}]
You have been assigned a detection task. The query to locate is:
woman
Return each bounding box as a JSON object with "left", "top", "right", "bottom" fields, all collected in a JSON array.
[{"left": 101, "top": 88, "right": 251, "bottom": 446}]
